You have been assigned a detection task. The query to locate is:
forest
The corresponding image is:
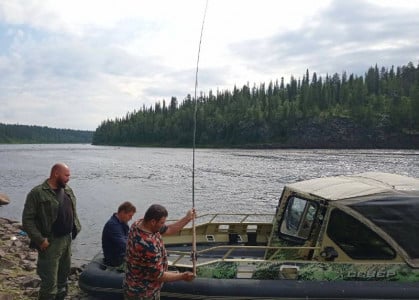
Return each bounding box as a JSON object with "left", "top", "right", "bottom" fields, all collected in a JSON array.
[
  {"left": 92, "top": 62, "right": 419, "bottom": 149},
  {"left": 0, "top": 123, "right": 93, "bottom": 144}
]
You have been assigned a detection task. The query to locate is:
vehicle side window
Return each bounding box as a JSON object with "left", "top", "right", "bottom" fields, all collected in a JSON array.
[
  {"left": 327, "top": 209, "right": 395, "bottom": 259},
  {"left": 280, "top": 196, "right": 318, "bottom": 240}
]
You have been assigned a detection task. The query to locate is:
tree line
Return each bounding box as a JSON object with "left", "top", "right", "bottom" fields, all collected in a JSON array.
[
  {"left": 92, "top": 61, "right": 419, "bottom": 148},
  {"left": 0, "top": 123, "right": 93, "bottom": 144}
]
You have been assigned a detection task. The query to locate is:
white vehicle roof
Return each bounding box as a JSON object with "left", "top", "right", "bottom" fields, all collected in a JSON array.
[{"left": 286, "top": 172, "right": 419, "bottom": 201}]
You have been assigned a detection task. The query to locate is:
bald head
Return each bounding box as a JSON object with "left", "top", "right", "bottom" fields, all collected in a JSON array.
[
  {"left": 50, "top": 163, "right": 69, "bottom": 176},
  {"left": 49, "top": 163, "right": 71, "bottom": 189}
]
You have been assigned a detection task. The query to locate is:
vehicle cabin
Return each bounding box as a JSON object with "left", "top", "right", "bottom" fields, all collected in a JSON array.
[{"left": 270, "top": 172, "right": 419, "bottom": 280}]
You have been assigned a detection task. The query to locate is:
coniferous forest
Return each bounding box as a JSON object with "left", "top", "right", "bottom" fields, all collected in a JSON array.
[
  {"left": 92, "top": 62, "right": 419, "bottom": 149},
  {"left": 0, "top": 124, "right": 93, "bottom": 144}
]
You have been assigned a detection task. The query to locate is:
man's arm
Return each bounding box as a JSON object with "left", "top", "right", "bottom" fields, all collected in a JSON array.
[
  {"left": 22, "top": 192, "right": 45, "bottom": 246},
  {"left": 158, "top": 271, "right": 195, "bottom": 282},
  {"left": 164, "top": 209, "right": 195, "bottom": 236}
]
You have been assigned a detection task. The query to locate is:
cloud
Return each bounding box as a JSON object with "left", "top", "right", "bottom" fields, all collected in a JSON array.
[
  {"left": 232, "top": 0, "right": 419, "bottom": 78},
  {"left": 0, "top": 0, "right": 418, "bottom": 130}
]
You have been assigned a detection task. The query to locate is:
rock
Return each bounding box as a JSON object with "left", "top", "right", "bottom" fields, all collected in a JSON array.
[
  {"left": 26, "top": 252, "right": 38, "bottom": 261},
  {"left": 13, "top": 240, "right": 23, "bottom": 248},
  {"left": 0, "top": 217, "right": 89, "bottom": 299},
  {"left": 273, "top": 116, "right": 419, "bottom": 149},
  {"left": 15, "top": 252, "right": 26, "bottom": 260},
  {"left": 3, "top": 240, "right": 13, "bottom": 248},
  {"left": 21, "top": 261, "right": 37, "bottom": 271},
  {"left": 0, "top": 258, "right": 14, "bottom": 269},
  {"left": 71, "top": 265, "right": 83, "bottom": 275},
  {"left": 20, "top": 275, "right": 41, "bottom": 288},
  {"left": 0, "top": 192, "right": 10, "bottom": 205},
  {"left": 23, "top": 288, "right": 38, "bottom": 297}
]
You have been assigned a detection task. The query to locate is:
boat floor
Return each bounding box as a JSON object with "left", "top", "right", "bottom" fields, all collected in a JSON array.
[{"left": 166, "top": 242, "right": 268, "bottom": 269}]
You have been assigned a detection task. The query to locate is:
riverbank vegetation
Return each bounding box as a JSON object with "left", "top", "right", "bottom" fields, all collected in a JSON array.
[
  {"left": 0, "top": 124, "right": 93, "bottom": 144},
  {"left": 93, "top": 62, "right": 419, "bottom": 149}
]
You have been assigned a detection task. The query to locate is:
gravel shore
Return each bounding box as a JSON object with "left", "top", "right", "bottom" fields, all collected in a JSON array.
[{"left": 0, "top": 217, "right": 90, "bottom": 300}]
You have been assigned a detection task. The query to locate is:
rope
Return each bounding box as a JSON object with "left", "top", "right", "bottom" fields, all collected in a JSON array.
[{"left": 191, "top": 0, "right": 209, "bottom": 276}]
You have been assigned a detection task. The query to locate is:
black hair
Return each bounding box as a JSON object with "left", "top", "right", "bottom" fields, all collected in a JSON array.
[{"left": 144, "top": 204, "right": 168, "bottom": 222}]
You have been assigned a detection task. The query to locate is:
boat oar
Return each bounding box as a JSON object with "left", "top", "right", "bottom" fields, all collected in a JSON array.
[{"left": 191, "top": 0, "right": 209, "bottom": 277}]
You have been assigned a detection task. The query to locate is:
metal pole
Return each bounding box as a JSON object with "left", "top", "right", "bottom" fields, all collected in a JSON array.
[{"left": 192, "top": 0, "right": 208, "bottom": 276}]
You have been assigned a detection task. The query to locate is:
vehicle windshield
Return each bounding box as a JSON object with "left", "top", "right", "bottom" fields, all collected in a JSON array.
[{"left": 280, "top": 196, "right": 318, "bottom": 240}]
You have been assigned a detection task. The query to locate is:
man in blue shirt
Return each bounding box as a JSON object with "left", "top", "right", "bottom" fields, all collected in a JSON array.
[{"left": 102, "top": 201, "right": 136, "bottom": 267}]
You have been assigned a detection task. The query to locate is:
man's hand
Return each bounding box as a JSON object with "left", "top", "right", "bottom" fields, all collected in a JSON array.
[
  {"left": 186, "top": 208, "right": 196, "bottom": 222},
  {"left": 181, "top": 271, "right": 195, "bottom": 281},
  {"left": 39, "top": 238, "right": 49, "bottom": 251}
]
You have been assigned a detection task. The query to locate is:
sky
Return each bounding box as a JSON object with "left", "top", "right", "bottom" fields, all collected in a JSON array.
[{"left": 1, "top": 0, "right": 418, "bottom": 131}]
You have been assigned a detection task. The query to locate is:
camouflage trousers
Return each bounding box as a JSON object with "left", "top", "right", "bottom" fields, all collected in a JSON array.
[{"left": 124, "top": 291, "right": 160, "bottom": 300}]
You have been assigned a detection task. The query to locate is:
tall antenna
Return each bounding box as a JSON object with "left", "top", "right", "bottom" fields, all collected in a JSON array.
[{"left": 191, "top": 0, "right": 209, "bottom": 276}]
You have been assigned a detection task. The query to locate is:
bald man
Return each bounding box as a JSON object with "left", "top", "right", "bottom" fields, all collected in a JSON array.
[{"left": 23, "top": 163, "right": 82, "bottom": 300}]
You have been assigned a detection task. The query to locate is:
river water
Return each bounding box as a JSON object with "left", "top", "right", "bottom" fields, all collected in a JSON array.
[{"left": 0, "top": 144, "right": 418, "bottom": 264}]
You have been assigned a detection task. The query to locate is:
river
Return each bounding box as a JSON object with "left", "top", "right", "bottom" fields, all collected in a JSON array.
[{"left": 0, "top": 144, "right": 418, "bottom": 264}]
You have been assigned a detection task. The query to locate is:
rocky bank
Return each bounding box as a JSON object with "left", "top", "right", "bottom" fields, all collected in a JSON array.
[
  {"left": 286, "top": 117, "right": 419, "bottom": 149},
  {"left": 240, "top": 117, "right": 419, "bottom": 149},
  {"left": 0, "top": 217, "right": 90, "bottom": 300}
]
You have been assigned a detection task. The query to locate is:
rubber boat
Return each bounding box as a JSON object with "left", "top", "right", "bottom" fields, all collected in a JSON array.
[{"left": 79, "top": 172, "right": 419, "bottom": 299}]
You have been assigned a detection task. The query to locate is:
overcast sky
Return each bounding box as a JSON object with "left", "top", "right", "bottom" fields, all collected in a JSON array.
[{"left": 1, "top": 0, "right": 418, "bottom": 131}]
